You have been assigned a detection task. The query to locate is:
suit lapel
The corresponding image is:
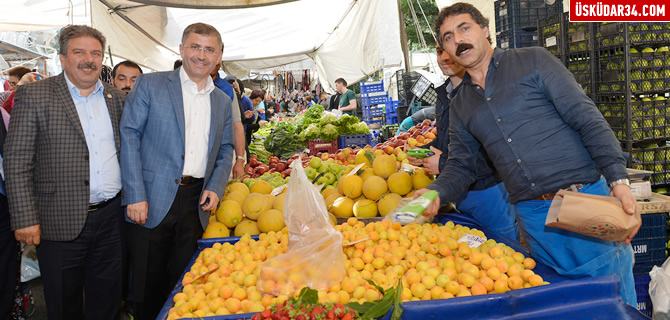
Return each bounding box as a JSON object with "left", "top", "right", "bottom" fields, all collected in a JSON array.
[
  {"left": 208, "top": 92, "right": 221, "bottom": 156},
  {"left": 102, "top": 85, "right": 121, "bottom": 152},
  {"left": 54, "top": 73, "right": 86, "bottom": 142},
  {"left": 168, "top": 69, "right": 186, "bottom": 143}
]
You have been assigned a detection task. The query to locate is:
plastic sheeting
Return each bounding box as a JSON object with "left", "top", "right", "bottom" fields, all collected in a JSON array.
[
  {"left": 157, "top": 213, "right": 649, "bottom": 320},
  {"left": 3, "top": 0, "right": 403, "bottom": 92}
]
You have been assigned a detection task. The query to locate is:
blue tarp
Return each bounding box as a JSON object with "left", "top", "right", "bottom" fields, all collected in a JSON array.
[{"left": 157, "top": 213, "right": 650, "bottom": 320}]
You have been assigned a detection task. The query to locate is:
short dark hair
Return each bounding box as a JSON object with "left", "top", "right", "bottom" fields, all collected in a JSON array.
[
  {"left": 7, "top": 66, "right": 31, "bottom": 79},
  {"left": 182, "top": 23, "right": 223, "bottom": 52},
  {"left": 319, "top": 92, "right": 328, "bottom": 98},
  {"left": 435, "top": 2, "right": 492, "bottom": 47},
  {"left": 335, "top": 78, "right": 347, "bottom": 87},
  {"left": 59, "top": 25, "right": 106, "bottom": 55},
  {"left": 173, "top": 60, "right": 182, "bottom": 70},
  {"left": 111, "top": 60, "right": 143, "bottom": 78},
  {"left": 250, "top": 89, "right": 265, "bottom": 100}
]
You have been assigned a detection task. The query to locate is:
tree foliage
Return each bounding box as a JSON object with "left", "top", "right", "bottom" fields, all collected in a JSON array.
[{"left": 400, "top": 0, "right": 439, "bottom": 51}]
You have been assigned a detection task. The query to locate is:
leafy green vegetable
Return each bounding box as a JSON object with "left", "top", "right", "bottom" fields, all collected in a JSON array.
[
  {"left": 319, "top": 113, "right": 338, "bottom": 126},
  {"left": 300, "top": 124, "right": 320, "bottom": 141},
  {"left": 321, "top": 124, "right": 339, "bottom": 142},
  {"left": 264, "top": 121, "right": 307, "bottom": 159}
]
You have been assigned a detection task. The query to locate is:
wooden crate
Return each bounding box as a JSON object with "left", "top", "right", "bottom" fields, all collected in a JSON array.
[{"left": 637, "top": 193, "right": 670, "bottom": 214}]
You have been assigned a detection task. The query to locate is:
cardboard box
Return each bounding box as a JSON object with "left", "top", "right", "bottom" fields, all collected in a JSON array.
[{"left": 545, "top": 190, "right": 641, "bottom": 242}]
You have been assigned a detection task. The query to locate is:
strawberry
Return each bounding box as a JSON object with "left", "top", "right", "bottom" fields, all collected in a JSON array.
[
  {"left": 251, "top": 314, "right": 261, "bottom": 320},
  {"left": 341, "top": 314, "right": 352, "bottom": 320},
  {"left": 326, "top": 310, "right": 336, "bottom": 319},
  {"left": 261, "top": 309, "right": 272, "bottom": 319}
]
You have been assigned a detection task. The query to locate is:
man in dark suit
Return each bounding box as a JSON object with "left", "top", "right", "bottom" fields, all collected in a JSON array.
[
  {"left": 121, "top": 23, "right": 235, "bottom": 320},
  {"left": 5, "top": 25, "right": 126, "bottom": 320}
]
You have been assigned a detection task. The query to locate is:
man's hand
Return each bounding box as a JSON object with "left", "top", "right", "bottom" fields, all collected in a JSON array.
[
  {"left": 200, "top": 190, "right": 219, "bottom": 212},
  {"left": 407, "top": 155, "right": 423, "bottom": 166},
  {"left": 15, "top": 225, "right": 41, "bottom": 246},
  {"left": 232, "top": 160, "right": 244, "bottom": 179},
  {"left": 611, "top": 184, "right": 639, "bottom": 244},
  {"left": 244, "top": 110, "right": 254, "bottom": 119},
  {"left": 422, "top": 147, "right": 443, "bottom": 175},
  {"left": 127, "top": 201, "right": 148, "bottom": 225},
  {"left": 413, "top": 188, "right": 441, "bottom": 217}
]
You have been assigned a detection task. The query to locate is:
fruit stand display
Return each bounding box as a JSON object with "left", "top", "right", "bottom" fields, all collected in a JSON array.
[{"left": 160, "top": 211, "right": 648, "bottom": 320}]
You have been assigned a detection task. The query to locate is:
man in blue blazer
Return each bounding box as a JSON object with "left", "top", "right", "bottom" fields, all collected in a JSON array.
[{"left": 120, "top": 23, "right": 235, "bottom": 320}]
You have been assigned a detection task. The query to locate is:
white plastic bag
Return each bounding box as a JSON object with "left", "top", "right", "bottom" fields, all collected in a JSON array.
[
  {"left": 650, "top": 257, "right": 670, "bottom": 319},
  {"left": 259, "top": 158, "right": 345, "bottom": 296},
  {"left": 20, "top": 244, "right": 40, "bottom": 282}
]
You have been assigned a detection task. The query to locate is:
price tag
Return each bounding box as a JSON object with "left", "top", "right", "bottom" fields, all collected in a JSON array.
[
  {"left": 546, "top": 36, "right": 557, "bottom": 47},
  {"left": 271, "top": 184, "right": 287, "bottom": 196},
  {"left": 346, "top": 163, "right": 365, "bottom": 176},
  {"left": 458, "top": 234, "right": 486, "bottom": 248}
]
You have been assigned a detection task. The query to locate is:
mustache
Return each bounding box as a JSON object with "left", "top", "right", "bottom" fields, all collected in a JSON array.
[
  {"left": 456, "top": 43, "right": 473, "bottom": 56},
  {"left": 77, "top": 62, "right": 98, "bottom": 70},
  {"left": 122, "top": 87, "right": 131, "bottom": 92}
]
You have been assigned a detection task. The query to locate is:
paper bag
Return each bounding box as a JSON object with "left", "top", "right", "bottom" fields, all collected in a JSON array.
[{"left": 545, "top": 190, "right": 641, "bottom": 242}]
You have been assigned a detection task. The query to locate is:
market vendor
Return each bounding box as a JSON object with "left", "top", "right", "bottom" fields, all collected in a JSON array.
[
  {"left": 416, "top": 3, "right": 637, "bottom": 306},
  {"left": 408, "top": 43, "right": 518, "bottom": 241},
  {"left": 335, "top": 78, "right": 357, "bottom": 116}
]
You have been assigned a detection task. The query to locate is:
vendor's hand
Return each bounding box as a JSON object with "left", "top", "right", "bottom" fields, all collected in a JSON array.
[
  {"left": 14, "top": 224, "right": 41, "bottom": 246},
  {"left": 244, "top": 110, "right": 254, "bottom": 119},
  {"left": 259, "top": 120, "right": 267, "bottom": 127},
  {"left": 407, "top": 155, "right": 423, "bottom": 167},
  {"left": 200, "top": 190, "right": 219, "bottom": 212},
  {"left": 127, "top": 201, "right": 148, "bottom": 225},
  {"left": 611, "top": 184, "right": 639, "bottom": 244},
  {"left": 232, "top": 160, "right": 244, "bottom": 179},
  {"left": 422, "top": 147, "right": 443, "bottom": 175},
  {"left": 413, "top": 188, "right": 440, "bottom": 217}
]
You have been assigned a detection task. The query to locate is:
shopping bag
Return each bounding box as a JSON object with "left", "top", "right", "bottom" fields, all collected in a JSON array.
[
  {"left": 545, "top": 190, "right": 640, "bottom": 242},
  {"left": 650, "top": 258, "right": 670, "bottom": 319},
  {"left": 20, "top": 244, "right": 40, "bottom": 282},
  {"left": 259, "top": 158, "right": 345, "bottom": 296}
]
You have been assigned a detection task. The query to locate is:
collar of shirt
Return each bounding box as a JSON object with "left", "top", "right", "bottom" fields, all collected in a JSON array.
[
  {"left": 179, "top": 66, "right": 215, "bottom": 95},
  {"left": 462, "top": 47, "right": 505, "bottom": 87},
  {"left": 63, "top": 71, "right": 104, "bottom": 98}
]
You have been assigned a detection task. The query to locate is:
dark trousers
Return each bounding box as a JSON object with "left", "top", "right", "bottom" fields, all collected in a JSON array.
[
  {"left": 37, "top": 196, "right": 124, "bottom": 320},
  {"left": 127, "top": 182, "right": 204, "bottom": 320},
  {"left": 0, "top": 195, "right": 18, "bottom": 320}
]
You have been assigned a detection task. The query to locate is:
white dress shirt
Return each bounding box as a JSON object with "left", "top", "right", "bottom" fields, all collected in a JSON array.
[{"left": 179, "top": 66, "right": 213, "bottom": 178}]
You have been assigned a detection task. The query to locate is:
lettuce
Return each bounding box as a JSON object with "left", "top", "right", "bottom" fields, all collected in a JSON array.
[{"left": 321, "top": 124, "right": 339, "bottom": 142}]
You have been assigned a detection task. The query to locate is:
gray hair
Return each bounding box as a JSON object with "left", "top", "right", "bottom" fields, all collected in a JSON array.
[
  {"left": 58, "top": 25, "right": 106, "bottom": 55},
  {"left": 181, "top": 23, "right": 223, "bottom": 52}
]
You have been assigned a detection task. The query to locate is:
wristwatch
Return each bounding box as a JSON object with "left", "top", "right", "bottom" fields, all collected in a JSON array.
[
  {"left": 236, "top": 155, "right": 245, "bottom": 162},
  {"left": 609, "top": 178, "right": 631, "bottom": 189}
]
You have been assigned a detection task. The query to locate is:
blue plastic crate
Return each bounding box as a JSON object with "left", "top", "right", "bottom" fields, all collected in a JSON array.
[
  {"left": 385, "top": 100, "right": 400, "bottom": 113},
  {"left": 359, "top": 80, "right": 384, "bottom": 94},
  {"left": 634, "top": 257, "right": 666, "bottom": 274},
  {"left": 385, "top": 112, "right": 398, "bottom": 125},
  {"left": 634, "top": 213, "right": 667, "bottom": 239},
  {"left": 637, "top": 293, "right": 653, "bottom": 317},
  {"left": 632, "top": 237, "right": 667, "bottom": 262},
  {"left": 362, "top": 106, "right": 384, "bottom": 118},
  {"left": 361, "top": 92, "right": 388, "bottom": 107},
  {"left": 635, "top": 273, "right": 650, "bottom": 296},
  {"left": 338, "top": 134, "right": 372, "bottom": 149}
]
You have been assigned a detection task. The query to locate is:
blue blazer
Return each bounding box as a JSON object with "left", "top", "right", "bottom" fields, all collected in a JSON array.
[{"left": 120, "top": 69, "right": 235, "bottom": 229}]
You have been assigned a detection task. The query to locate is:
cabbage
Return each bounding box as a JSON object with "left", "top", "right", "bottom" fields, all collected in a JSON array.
[{"left": 354, "top": 122, "right": 370, "bottom": 134}]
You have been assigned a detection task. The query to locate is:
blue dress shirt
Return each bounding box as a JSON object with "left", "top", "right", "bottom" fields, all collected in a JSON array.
[
  {"left": 64, "top": 72, "right": 121, "bottom": 203},
  {"left": 428, "top": 47, "right": 628, "bottom": 204}
]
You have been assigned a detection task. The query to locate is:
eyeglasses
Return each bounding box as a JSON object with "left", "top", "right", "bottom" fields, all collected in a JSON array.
[{"left": 185, "top": 44, "right": 218, "bottom": 55}]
